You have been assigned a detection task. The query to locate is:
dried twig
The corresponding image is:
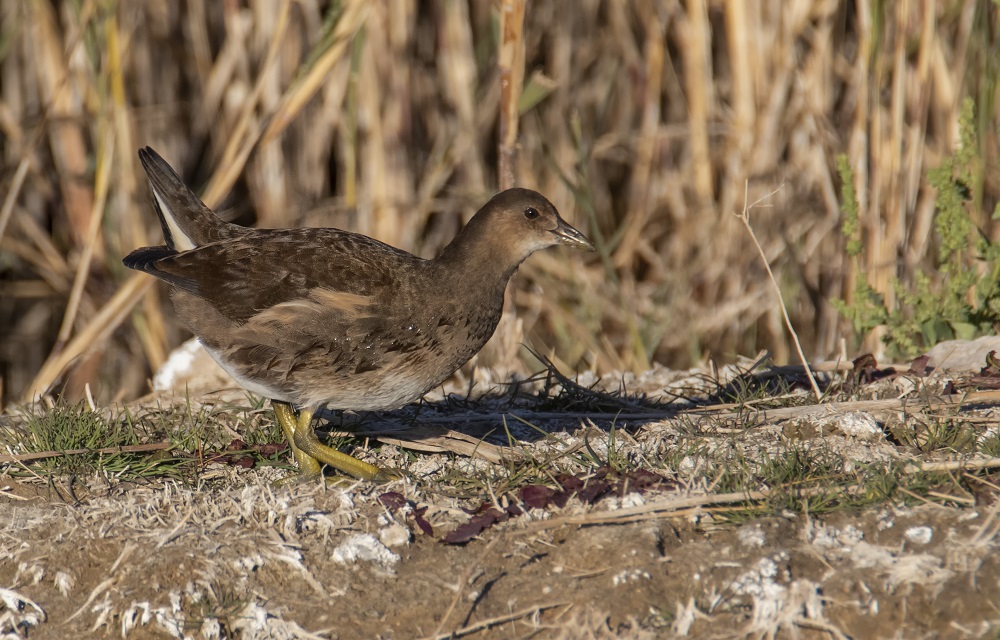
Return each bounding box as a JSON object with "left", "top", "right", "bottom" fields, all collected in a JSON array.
[
  {"left": 0, "top": 442, "right": 172, "bottom": 465},
  {"left": 704, "top": 389, "right": 1000, "bottom": 422},
  {"left": 432, "top": 536, "right": 503, "bottom": 637},
  {"left": 524, "top": 454, "right": 1000, "bottom": 531},
  {"left": 737, "top": 181, "right": 823, "bottom": 401},
  {"left": 906, "top": 457, "right": 1000, "bottom": 474},
  {"left": 55, "top": 133, "right": 114, "bottom": 348},
  {"left": 524, "top": 489, "right": 769, "bottom": 531},
  {"left": 420, "top": 602, "right": 567, "bottom": 640}
]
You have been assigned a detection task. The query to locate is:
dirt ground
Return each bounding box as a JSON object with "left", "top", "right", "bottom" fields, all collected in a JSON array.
[
  {"left": 5, "top": 351, "right": 1000, "bottom": 639},
  {"left": 4, "top": 475, "right": 999, "bottom": 639}
]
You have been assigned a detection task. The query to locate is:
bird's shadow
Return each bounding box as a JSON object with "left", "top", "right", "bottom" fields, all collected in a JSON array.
[{"left": 312, "top": 354, "right": 751, "bottom": 451}]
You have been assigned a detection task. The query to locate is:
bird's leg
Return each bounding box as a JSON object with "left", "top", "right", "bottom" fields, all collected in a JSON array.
[
  {"left": 275, "top": 402, "right": 400, "bottom": 482},
  {"left": 272, "top": 400, "right": 322, "bottom": 477}
]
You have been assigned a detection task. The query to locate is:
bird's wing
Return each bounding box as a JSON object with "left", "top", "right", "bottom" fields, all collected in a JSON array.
[{"left": 135, "top": 228, "right": 422, "bottom": 326}]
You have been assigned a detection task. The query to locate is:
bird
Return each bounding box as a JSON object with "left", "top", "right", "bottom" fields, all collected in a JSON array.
[{"left": 124, "top": 147, "right": 595, "bottom": 481}]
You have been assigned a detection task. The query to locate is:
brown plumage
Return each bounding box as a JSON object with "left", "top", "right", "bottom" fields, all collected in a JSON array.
[{"left": 125, "top": 147, "right": 594, "bottom": 480}]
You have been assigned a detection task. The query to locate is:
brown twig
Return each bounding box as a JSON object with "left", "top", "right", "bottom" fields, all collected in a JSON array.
[
  {"left": 524, "top": 489, "right": 770, "bottom": 531},
  {"left": 0, "top": 442, "right": 172, "bottom": 465},
  {"left": 906, "top": 457, "right": 1000, "bottom": 474},
  {"left": 737, "top": 181, "right": 823, "bottom": 401},
  {"left": 431, "top": 535, "right": 503, "bottom": 637},
  {"left": 705, "top": 389, "right": 1000, "bottom": 422},
  {"left": 421, "top": 601, "right": 567, "bottom": 640},
  {"left": 524, "top": 454, "right": 1000, "bottom": 531}
]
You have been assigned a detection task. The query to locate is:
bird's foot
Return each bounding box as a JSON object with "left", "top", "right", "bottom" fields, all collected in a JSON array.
[{"left": 272, "top": 400, "right": 405, "bottom": 483}]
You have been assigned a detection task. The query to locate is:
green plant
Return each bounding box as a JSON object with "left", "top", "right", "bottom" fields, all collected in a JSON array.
[
  {"left": 836, "top": 98, "right": 1000, "bottom": 355},
  {"left": 0, "top": 396, "right": 298, "bottom": 482},
  {"left": 888, "top": 415, "right": 977, "bottom": 455},
  {"left": 979, "top": 430, "right": 1000, "bottom": 457}
]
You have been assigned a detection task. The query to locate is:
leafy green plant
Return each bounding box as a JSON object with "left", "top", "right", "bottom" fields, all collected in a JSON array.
[{"left": 836, "top": 98, "right": 1000, "bottom": 355}]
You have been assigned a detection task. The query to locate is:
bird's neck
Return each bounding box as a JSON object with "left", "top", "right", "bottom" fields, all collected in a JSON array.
[
  {"left": 436, "top": 224, "right": 522, "bottom": 286},
  {"left": 432, "top": 242, "right": 519, "bottom": 326}
]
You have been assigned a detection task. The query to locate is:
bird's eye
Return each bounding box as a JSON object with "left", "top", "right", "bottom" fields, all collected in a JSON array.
[{"left": 523, "top": 207, "right": 539, "bottom": 220}]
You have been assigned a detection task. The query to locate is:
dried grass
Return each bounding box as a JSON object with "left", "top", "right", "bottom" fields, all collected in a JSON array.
[{"left": 0, "top": 1, "right": 998, "bottom": 406}]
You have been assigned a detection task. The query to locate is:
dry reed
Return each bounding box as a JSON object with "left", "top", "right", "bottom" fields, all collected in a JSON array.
[{"left": 0, "top": 1, "right": 997, "bottom": 407}]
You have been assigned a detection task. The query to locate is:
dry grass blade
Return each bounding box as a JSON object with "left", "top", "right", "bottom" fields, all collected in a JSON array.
[
  {"left": 524, "top": 490, "right": 770, "bottom": 532},
  {"left": 201, "top": 0, "right": 294, "bottom": 208},
  {"left": 906, "top": 457, "right": 1000, "bottom": 474},
  {"left": 683, "top": 0, "right": 714, "bottom": 203},
  {"left": 332, "top": 423, "right": 506, "bottom": 463},
  {"left": 737, "top": 182, "right": 822, "bottom": 401},
  {"left": 24, "top": 277, "right": 152, "bottom": 402},
  {"left": 257, "top": 0, "right": 369, "bottom": 147},
  {"left": 30, "top": 0, "right": 94, "bottom": 248},
  {"left": 705, "top": 389, "right": 1000, "bottom": 422},
  {"left": 0, "top": 157, "right": 31, "bottom": 248},
  {"left": 497, "top": 0, "right": 526, "bottom": 190},
  {"left": 522, "top": 451, "right": 1000, "bottom": 533},
  {"left": 612, "top": 8, "right": 664, "bottom": 270},
  {"left": 55, "top": 134, "right": 114, "bottom": 348}
]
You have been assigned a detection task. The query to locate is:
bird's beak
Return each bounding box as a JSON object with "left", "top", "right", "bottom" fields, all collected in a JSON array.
[{"left": 551, "top": 218, "right": 596, "bottom": 252}]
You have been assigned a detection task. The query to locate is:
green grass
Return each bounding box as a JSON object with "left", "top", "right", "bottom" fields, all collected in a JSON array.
[
  {"left": 0, "top": 395, "right": 292, "bottom": 483},
  {"left": 889, "top": 415, "right": 977, "bottom": 454},
  {"left": 12, "top": 402, "right": 145, "bottom": 477},
  {"left": 979, "top": 429, "right": 1000, "bottom": 457}
]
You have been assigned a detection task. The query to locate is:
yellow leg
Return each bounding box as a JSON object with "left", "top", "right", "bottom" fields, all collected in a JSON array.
[
  {"left": 272, "top": 400, "right": 400, "bottom": 482},
  {"left": 273, "top": 401, "right": 322, "bottom": 477}
]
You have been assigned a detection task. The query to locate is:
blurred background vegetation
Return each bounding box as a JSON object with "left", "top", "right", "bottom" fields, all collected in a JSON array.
[{"left": 0, "top": 0, "right": 998, "bottom": 408}]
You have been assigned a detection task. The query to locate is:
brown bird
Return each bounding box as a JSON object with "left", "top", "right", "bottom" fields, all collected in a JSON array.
[{"left": 124, "top": 147, "right": 595, "bottom": 481}]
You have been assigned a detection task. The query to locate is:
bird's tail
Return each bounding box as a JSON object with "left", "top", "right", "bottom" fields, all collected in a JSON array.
[{"left": 138, "top": 147, "right": 238, "bottom": 251}]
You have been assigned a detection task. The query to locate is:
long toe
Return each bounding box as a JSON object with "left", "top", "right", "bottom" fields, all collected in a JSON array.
[
  {"left": 291, "top": 423, "right": 386, "bottom": 481},
  {"left": 373, "top": 467, "right": 406, "bottom": 483}
]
